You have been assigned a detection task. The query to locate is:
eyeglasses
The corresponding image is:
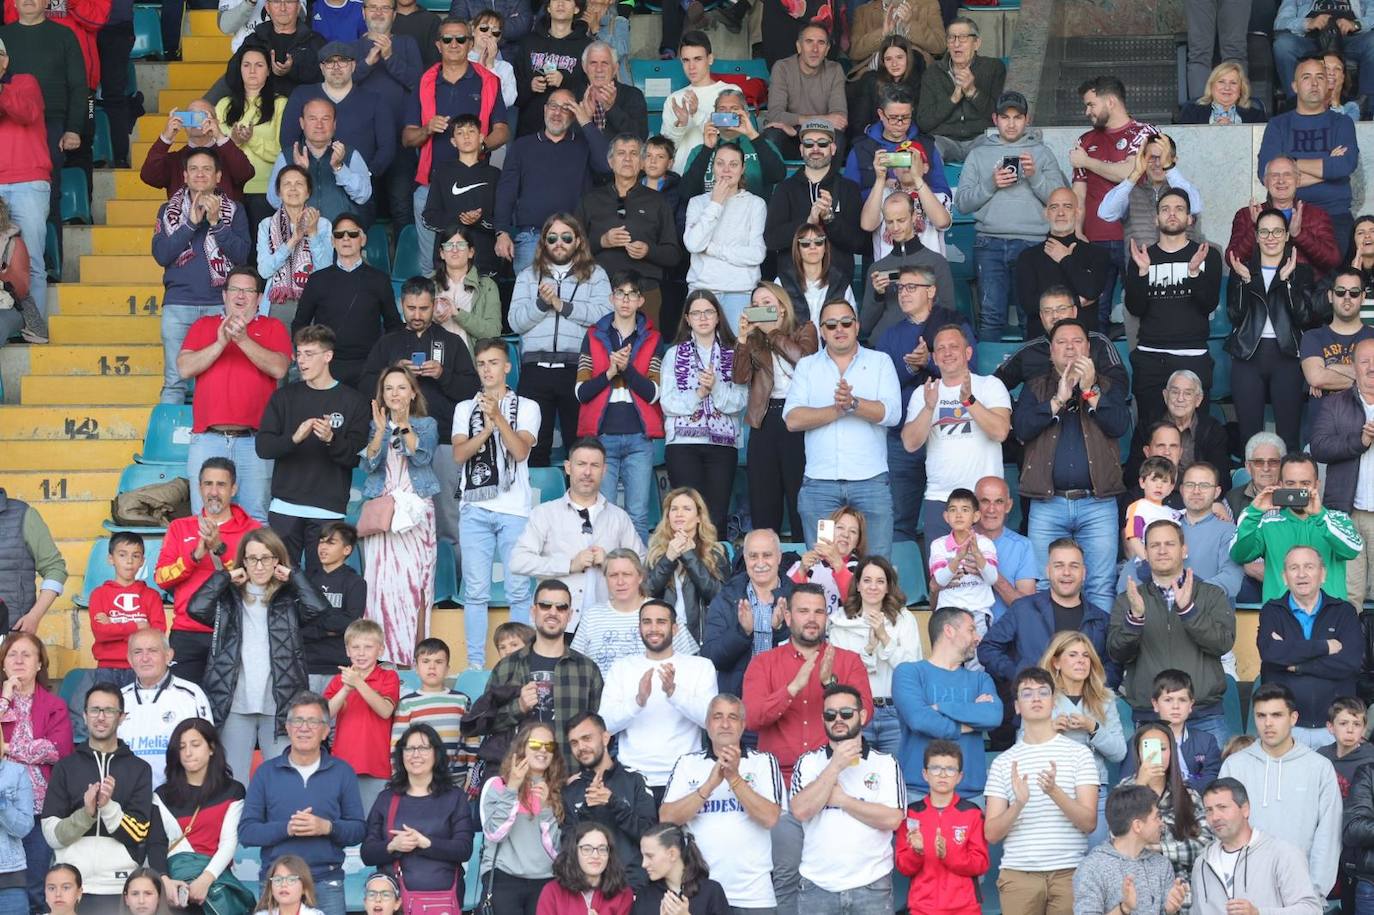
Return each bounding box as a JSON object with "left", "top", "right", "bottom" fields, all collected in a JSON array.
[
  {"left": 364, "top": 891, "right": 398, "bottom": 901},
  {"left": 226, "top": 285, "right": 258, "bottom": 295},
  {"left": 1248, "top": 458, "right": 1281, "bottom": 467},
  {"left": 295, "top": 348, "right": 326, "bottom": 360},
  {"left": 536, "top": 600, "right": 572, "bottom": 611},
  {"left": 800, "top": 139, "right": 832, "bottom": 149},
  {"left": 269, "top": 876, "right": 302, "bottom": 887},
  {"left": 333, "top": 229, "right": 361, "bottom": 239},
  {"left": 882, "top": 112, "right": 912, "bottom": 123},
  {"left": 322, "top": 57, "right": 352, "bottom": 66},
  {"left": 1333, "top": 286, "right": 1364, "bottom": 298},
  {"left": 86, "top": 706, "right": 121, "bottom": 718},
  {"left": 546, "top": 232, "right": 576, "bottom": 245},
  {"left": 687, "top": 309, "right": 716, "bottom": 319},
  {"left": 1165, "top": 387, "right": 1199, "bottom": 399},
  {"left": 821, "top": 317, "right": 856, "bottom": 330},
  {"left": 797, "top": 239, "right": 826, "bottom": 249},
  {"left": 1040, "top": 304, "right": 1076, "bottom": 317},
  {"left": 439, "top": 34, "right": 471, "bottom": 43},
  {"left": 925, "top": 765, "right": 959, "bottom": 777},
  {"left": 526, "top": 739, "right": 557, "bottom": 752},
  {"left": 286, "top": 716, "right": 328, "bottom": 729},
  {"left": 947, "top": 32, "right": 977, "bottom": 41},
  {"left": 403, "top": 744, "right": 434, "bottom": 755},
  {"left": 1180, "top": 481, "right": 1217, "bottom": 490},
  {"left": 1017, "top": 687, "right": 1053, "bottom": 700},
  {"left": 612, "top": 289, "right": 641, "bottom": 300},
  {"left": 822, "top": 707, "right": 860, "bottom": 722},
  {"left": 577, "top": 844, "right": 610, "bottom": 856},
  {"left": 897, "top": 282, "right": 932, "bottom": 293},
  {"left": 477, "top": 24, "right": 502, "bottom": 36},
  {"left": 243, "top": 555, "right": 278, "bottom": 567},
  {"left": 441, "top": 240, "right": 469, "bottom": 251},
  {"left": 1256, "top": 227, "right": 1288, "bottom": 238}
]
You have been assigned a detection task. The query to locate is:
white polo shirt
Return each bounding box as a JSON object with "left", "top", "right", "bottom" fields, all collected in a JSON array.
[
  {"left": 790, "top": 744, "right": 906, "bottom": 892},
  {"left": 663, "top": 747, "right": 784, "bottom": 908}
]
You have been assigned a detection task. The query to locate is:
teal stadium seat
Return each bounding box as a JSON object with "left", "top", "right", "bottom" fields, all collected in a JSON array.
[
  {"left": 530, "top": 466, "right": 567, "bottom": 504},
  {"left": 75, "top": 536, "right": 166, "bottom": 608},
  {"left": 135, "top": 404, "right": 194, "bottom": 465},
  {"left": 976, "top": 341, "right": 1021, "bottom": 377},
  {"left": 712, "top": 59, "right": 770, "bottom": 81},
  {"left": 60, "top": 168, "right": 91, "bottom": 224},
  {"left": 1224, "top": 674, "right": 1244, "bottom": 736},
  {"left": 363, "top": 229, "right": 391, "bottom": 273},
  {"left": 131, "top": 5, "right": 163, "bottom": 59},
  {"left": 92, "top": 110, "right": 113, "bottom": 167},
  {"left": 392, "top": 224, "right": 424, "bottom": 284},
  {"left": 890, "top": 540, "right": 928, "bottom": 605},
  {"left": 103, "top": 462, "right": 185, "bottom": 534},
  {"left": 629, "top": 60, "right": 688, "bottom": 113},
  {"left": 45, "top": 222, "right": 60, "bottom": 282},
  {"left": 1209, "top": 338, "right": 1232, "bottom": 401},
  {"left": 456, "top": 668, "right": 491, "bottom": 700},
  {"left": 434, "top": 546, "right": 460, "bottom": 604},
  {"left": 946, "top": 222, "right": 976, "bottom": 280},
  {"left": 463, "top": 834, "right": 486, "bottom": 909},
  {"left": 398, "top": 669, "right": 423, "bottom": 692}
]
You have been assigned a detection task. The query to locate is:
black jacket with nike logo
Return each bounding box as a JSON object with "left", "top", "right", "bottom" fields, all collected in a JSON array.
[
  {"left": 423, "top": 158, "right": 501, "bottom": 276},
  {"left": 41, "top": 740, "right": 153, "bottom": 895}
]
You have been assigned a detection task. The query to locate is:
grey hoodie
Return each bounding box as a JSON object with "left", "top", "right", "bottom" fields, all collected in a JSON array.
[
  {"left": 1190, "top": 829, "right": 1322, "bottom": 915},
  {"left": 951, "top": 127, "right": 1068, "bottom": 241},
  {"left": 1072, "top": 841, "right": 1176, "bottom": 915},
  {"left": 1218, "top": 740, "right": 1342, "bottom": 897}
]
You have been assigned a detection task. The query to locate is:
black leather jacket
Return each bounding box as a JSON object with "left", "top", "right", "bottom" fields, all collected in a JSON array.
[
  {"left": 1343, "top": 761, "right": 1374, "bottom": 879},
  {"left": 1224, "top": 246, "right": 1316, "bottom": 360},
  {"left": 186, "top": 569, "right": 329, "bottom": 736}
]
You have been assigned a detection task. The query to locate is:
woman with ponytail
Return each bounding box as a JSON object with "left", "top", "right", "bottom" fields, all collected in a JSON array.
[{"left": 632, "top": 824, "right": 730, "bottom": 915}]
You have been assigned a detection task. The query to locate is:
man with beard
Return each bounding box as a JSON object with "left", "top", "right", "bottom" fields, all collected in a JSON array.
[
  {"left": 789, "top": 684, "right": 905, "bottom": 915},
  {"left": 1123, "top": 189, "right": 1222, "bottom": 432},
  {"left": 598, "top": 600, "right": 717, "bottom": 802},
  {"left": 1301, "top": 267, "right": 1374, "bottom": 408},
  {"left": 561, "top": 710, "right": 657, "bottom": 889},
  {"left": 764, "top": 120, "right": 865, "bottom": 273},
  {"left": 484, "top": 578, "right": 605, "bottom": 750}
]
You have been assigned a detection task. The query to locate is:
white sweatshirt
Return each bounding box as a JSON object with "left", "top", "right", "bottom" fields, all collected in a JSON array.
[
  {"left": 684, "top": 191, "right": 767, "bottom": 295},
  {"left": 598, "top": 652, "right": 717, "bottom": 786}
]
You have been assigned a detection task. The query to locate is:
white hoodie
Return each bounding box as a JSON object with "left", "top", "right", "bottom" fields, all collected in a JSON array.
[{"left": 683, "top": 190, "right": 767, "bottom": 295}]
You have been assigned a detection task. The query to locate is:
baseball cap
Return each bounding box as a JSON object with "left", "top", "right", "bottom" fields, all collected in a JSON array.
[
  {"left": 320, "top": 41, "right": 356, "bottom": 61},
  {"left": 799, "top": 118, "right": 835, "bottom": 138},
  {"left": 995, "top": 90, "right": 1028, "bottom": 114}
]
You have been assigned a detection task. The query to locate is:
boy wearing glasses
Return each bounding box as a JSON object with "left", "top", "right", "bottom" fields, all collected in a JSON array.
[
  {"left": 894, "top": 740, "right": 988, "bottom": 915},
  {"left": 983, "top": 667, "right": 1099, "bottom": 915}
]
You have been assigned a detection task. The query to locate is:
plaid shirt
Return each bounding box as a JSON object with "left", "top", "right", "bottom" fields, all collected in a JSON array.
[
  {"left": 1119, "top": 775, "right": 1214, "bottom": 888},
  {"left": 487, "top": 645, "right": 604, "bottom": 750}
]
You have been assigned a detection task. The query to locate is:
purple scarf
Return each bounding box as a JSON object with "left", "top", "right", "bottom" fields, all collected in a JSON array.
[{"left": 671, "top": 338, "right": 737, "bottom": 446}]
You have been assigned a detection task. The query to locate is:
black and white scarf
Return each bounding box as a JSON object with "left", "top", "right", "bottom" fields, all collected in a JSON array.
[{"left": 460, "top": 391, "right": 520, "bottom": 504}]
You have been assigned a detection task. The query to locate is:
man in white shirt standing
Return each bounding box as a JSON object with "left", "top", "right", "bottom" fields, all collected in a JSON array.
[
  {"left": 599, "top": 600, "right": 717, "bottom": 803},
  {"left": 784, "top": 299, "right": 902, "bottom": 558},
  {"left": 659, "top": 31, "right": 729, "bottom": 174},
  {"left": 451, "top": 337, "right": 542, "bottom": 670},
  {"left": 983, "top": 666, "right": 1100, "bottom": 915},
  {"left": 789, "top": 683, "right": 905, "bottom": 915},
  {"left": 119, "top": 627, "right": 214, "bottom": 789},
  {"left": 660, "top": 693, "right": 784, "bottom": 914}
]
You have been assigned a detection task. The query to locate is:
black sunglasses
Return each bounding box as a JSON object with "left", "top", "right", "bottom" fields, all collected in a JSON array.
[
  {"left": 477, "top": 24, "right": 502, "bottom": 36},
  {"left": 536, "top": 600, "right": 572, "bottom": 611},
  {"left": 333, "top": 229, "right": 361, "bottom": 239},
  {"left": 546, "top": 232, "right": 576, "bottom": 245},
  {"left": 823, "top": 707, "right": 860, "bottom": 722},
  {"left": 439, "top": 34, "right": 471, "bottom": 43},
  {"left": 821, "top": 317, "right": 856, "bottom": 330},
  {"left": 801, "top": 139, "right": 832, "bottom": 149}
]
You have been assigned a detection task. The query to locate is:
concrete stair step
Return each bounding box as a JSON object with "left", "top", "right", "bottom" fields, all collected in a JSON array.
[
  {"left": 0, "top": 472, "right": 123, "bottom": 505},
  {"left": 112, "top": 171, "right": 168, "bottom": 200},
  {"left": 163, "top": 62, "right": 228, "bottom": 90},
  {"left": 186, "top": 9, "right": 220, "bottom": 33},
  {"left": 0, "top": 406, "right": 151, "bottom": 439},
  {"left": 0, "top": 440, "right": 138, "bottom": 472},
  {"left": 106, "top": 197, "right": 164, "bottom": 226},
  {"left": 29, "top": 345, "right": 163, "bottom": 376},
  {"left": 181, "top": 35, "right": 232, "bottom": 63},
  {"left": 15, "top": 498, "right": 112, "bottom": 538},
  {"left": 80, "top": 255, "right": 163, "bottom": 285},
  {"left": 50, "top": 315, "right": 160, "bottom": 345},
  {"left": 88, "top": 225, "right": 154, "bottom": 255},
  {"left": 21, "top": 375, "right": 164, "bottom": 406},
  {"left": 54, "top": 285, "right": 164, "bottom": 316},
  {"left": 158, "top": 89, "right": 205, "bottom": 112}
]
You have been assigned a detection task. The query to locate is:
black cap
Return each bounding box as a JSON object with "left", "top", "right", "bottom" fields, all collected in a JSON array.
[
  {"left": 320, "top": 41, "right": 356, "bottom": 62},
  {"left": 995, "top": 90, "right": 1028, "bottom": 114}
]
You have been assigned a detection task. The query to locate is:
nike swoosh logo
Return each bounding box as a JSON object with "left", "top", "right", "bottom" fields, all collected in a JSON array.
[{"left": 452, "top": 181, "right": 487, "bottom": 195}]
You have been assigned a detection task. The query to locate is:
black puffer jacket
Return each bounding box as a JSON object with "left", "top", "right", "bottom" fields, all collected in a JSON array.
[
  {"left": 775, "top": 259, "right": 854, "bottom": 324},
  {"left": 1224, "top": 246, "right": 1317, "bottom": 360},
  {"left": 186, "top": 569, "right": 329, "bottom": 736}
]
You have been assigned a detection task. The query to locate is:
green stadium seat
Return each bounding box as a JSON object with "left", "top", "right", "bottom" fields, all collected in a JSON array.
[
  {"left": 392, "top": 224, "right": 424, "bottom": 283},
  {"left": 712, "top": 59, "right": 770, "bottom": 81},
  {"left": 629, "top": 60, "right": 688, "bottom": 112},
  {"left": 530, "top": 466, "right": 567, "bottom": 503},
  {"left": 456, "top": 668, "right": 491, "bottom": 699},
  {"left": 363, "top": 228, "right": 391, "bottom": 273},
  {"left": 45, "top": 222, "right": 60, "bottom": 282},
  {"left": 93, "top": 110, "right": 113, "bottom": 167},
  {"left": 74, "top": 536, "right": 166, "bottom": 608},
  {"left": 60, "top": 168, "right": 91, "bottom": 224},
  {"left": 434, "top": 545, "right": 460, "bottom": 603},
  {"left": 135, "top": 404, "right": 194, "bottom": 465},
  {"left": 890, "top": 540, "right": 927, "bottom": 605},
  {"left": 976, "top": 341, "right": 1021, "bottom": 377},
  {"left": 131, "top": 5, "right": 163, "bottom": 59}
]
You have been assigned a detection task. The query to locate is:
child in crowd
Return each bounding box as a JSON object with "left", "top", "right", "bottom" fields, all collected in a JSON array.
[
  {"left": 88, "top": 532, "right": 166, "bottom": 688},
  {"left": 1124, "top": 456, "right": 1180, "bottom": 561},
  {"left": 391, "top": 637, "right": 476, "bottom": 783},
  {"left": 324, "top": 619, "right": 400, "bottom": 811},
  {"left": 302, "top": 522, "right": 367, "bottom": 694},
  {"left": 1122, "top": 669, "right": 1221, "bottom": 792},
  {"left": 1320, "top": 696, "right": 1373, "bottom": 913},
  {"left": 254, "top": 855, "right": 321, "bottom": 915},
  {"left": 1221, "top": 734, "right": 1255, "bottom": 760},
  {"left": 494, "top": 621, "right": 535, "bottom": 658},
  {"left": 928, "top": 488, "right": 999, "bottom": 665},
  {"left": 895, "top": 740, "right": 988, "bottom": 915}
]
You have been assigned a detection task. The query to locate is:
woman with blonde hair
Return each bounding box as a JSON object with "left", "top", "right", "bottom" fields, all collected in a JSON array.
[
  {"left": 187, "top": 528, "right": 329, "bottom": 781},
  {"left": 1037, "top": 630, "right": 1126, "bottom": 846},
  {"left": 1178, "top": 60, "right": 1267, "bottom": 123},
  {"left": 731, "top": 282, "right": 818, "bottom": 541},
  {"left": 645, "top": 487, "right": 728, "bottom": 644},
  {"left": 830, "top": 555, "right": 921, "bottom": 753},
  {"left": 479, "top": 722, "right": 567, "bottom": 915}
]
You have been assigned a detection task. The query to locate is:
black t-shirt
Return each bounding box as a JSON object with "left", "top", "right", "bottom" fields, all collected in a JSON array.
[
  {"left": 1051, "top": 600, "right": 1084, "bottom": 635},
  {"left": 528, "top": 652, "right": 558, "bottom": 722}
]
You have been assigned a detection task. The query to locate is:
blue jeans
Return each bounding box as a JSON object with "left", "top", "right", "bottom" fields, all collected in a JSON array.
[
  {"left": 187, "top": 431, "right": 273, "bottom": 523},
  {"left": 459, "top": 504, "right": 532, "bottom": 668},
  {"left": 1357, "top": 878, "right": 1374, "bottom": 915},
  {"left": 1276, "top": 30, "right": 1374, "bottom": 96},
  {"left": 160, "top": 303, "right": 222, "bottom": 403},
  {"left": 797, "top": 474, "right": 894, "bottom": 559},
  {"left": 0, "top": 886, "right": 27, "bottom": 915},
  {"left": 797, "top": 875, "right": 892, "bottom": 915},
  {"left": 1028, "top": 495, "right": 1118, "bottom": 615},
  {"left": 0, "top": 180, "right": 49, "bottom": 317},
  {"left": 1096, "top": 238, "right": 1125, "bottom": 329},
  {"left": 974, "top": 234, "right": 1034, "bottom": 342},
  {"left": 718, "top": 291, "right": 752, "bottom": 330},
  {"left": 313, "top": 872, "right": 345, "bottom": 915},
  {"left": 886, "top": 435, "right": 924, "bottom": 543},
  {"left": 513, "top": 227, "right": 539, "bottom": 277},
  {"left": 862, "top": 704, "right": 901, "bottom": 756},
  {"left": 600, "top": 433, "right": 655, "bottom": 541},
  {"left": 22, "top": 816, "right": 47, "bottom": 913}
]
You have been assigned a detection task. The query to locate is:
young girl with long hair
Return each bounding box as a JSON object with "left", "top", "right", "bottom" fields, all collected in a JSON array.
[
  {"left": 252, "top": 856, "right": 319, "bottom": 915},
  {"left": 536, "top": 823, "right": 633, "bottom": 915},
  {"left": 479, "top": 723, "right": 567, "bottom": 915},
  {"left": 1117, "top": 722, "right": 1213, "bottom": 887}
]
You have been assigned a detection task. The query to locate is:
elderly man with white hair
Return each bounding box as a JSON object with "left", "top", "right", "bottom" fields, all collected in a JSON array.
[
  {"left": 701, "top": 529, "right": 797, "bottom": 696},
  {"left": 580, "top": 40, "right": 648, "bottom": 139},
  {"left": 118, "top": 627, "right": 214, "bottom": 788},
  {"left": 1125, "top": 368, "right": 1232, "bottom": 493}
]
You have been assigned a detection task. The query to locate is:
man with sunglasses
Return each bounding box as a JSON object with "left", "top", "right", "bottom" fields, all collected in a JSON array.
[
  {"left": 789, "top": 682, "right": 904, "bottom": 915},
  {"left": 1225, "top": 156, "right": 1341, "bottom": 276},
  {"left": 784, "top": 299, "right": 901, "bottom": 559},
  {"left": 1301, "top": 268, "right": 1374, "bottom": 406},
  {"left": 763, "top": 119, "right": 864, "bottom": 275}
]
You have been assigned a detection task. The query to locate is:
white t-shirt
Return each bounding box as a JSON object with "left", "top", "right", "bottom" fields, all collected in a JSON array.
[
  {"left": 791, "top": 745, "right": 906, "bottom": 892},
  {"left": 119, "top": 675, "right": 215, "bottom": 789},
  {"left": 663, "top": 748, "right": 785, "bottom": 907},
  {"left": 451, "top": 393, "right": 542, "bottom": 518},
  {"left": 907, "top": 373, "right": 1012, "bottom": 500},
  {"left": 985, "top": 734, "right": 1098, "bottom": 872}
]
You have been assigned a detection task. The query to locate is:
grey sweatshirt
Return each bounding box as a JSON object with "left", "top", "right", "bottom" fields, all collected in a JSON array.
[
  {"left": 1190, "top": 830, "right": 1322, "bottom": 915},
  {"left": 1218, "top": 741, "right": 1343, "bottom": 897},
  {"left": 951, "top": 127, "right": 1068, "bottom": 241},
  {"left": 1072, "top": 842, "right": 1176, "bottom": 915},
  {"left": 478, "top": 779, "right": 561, "bottom": 880}
]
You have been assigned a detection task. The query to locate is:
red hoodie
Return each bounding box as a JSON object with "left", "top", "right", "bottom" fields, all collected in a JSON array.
[
  {"left": 153, "top": 505, "right": 260, "bottom": 632},
  {"left": 894, "top": 794, "right": 988, "bottom": 915},
  {"left": 4, "top": 0, "right": 110, "bottom": 89},
  {"left": 0, "top": 73, "right": 52, "bottom": 185},
  {"left": 88, "top": 580, "right": 168, "bottom": 667}
]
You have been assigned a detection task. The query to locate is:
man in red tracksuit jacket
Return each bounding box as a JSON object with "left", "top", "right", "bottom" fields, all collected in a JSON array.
[{"left": 894, "top": 739, "right": 989, "bottom": 915}]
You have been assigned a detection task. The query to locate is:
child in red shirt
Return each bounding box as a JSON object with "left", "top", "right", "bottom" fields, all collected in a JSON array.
[
  {"left": 88, "top": 532, "right": 166, "bottom": 685},
  {"left": 324, "top": 618, "right": 400, "bottom": 812},
  {"left": 895, "top": 739, "right": 989, "bottom": 915}
]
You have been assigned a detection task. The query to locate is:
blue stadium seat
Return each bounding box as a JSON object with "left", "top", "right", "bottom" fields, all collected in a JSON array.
[
  {"left": 103, "top": 463, "right": 185, "bottom": 534},
  {"left": 1209, "top": 304, "right": 1231, "bottom": 340},
  {"left": 60, "top": 168, "right": 91, "bottom": 224},
  {"left": 530, "top": 466, "right": 567, "bottom": 504},
  {"left": 131, "top": 5, "right": 163, "bottom": 59},
  {"left": 1002, "top": 463, "right": 1023, "bottom": 530},
  {"left": 890, "top": 540, "right": 927, "bottom": 605},
  {"left": 45, "top": 222, "right": 60, "bottom": 282},
  {"left": 976, "top": 341, "right": 1021, "bottom": 377},
  {"left": 398, "top": 669, "right": 423, "bottom": 692},
  {"left": 629, "top": 60, "right": 688, "bottom": 112},
  {"left": 456, "top": 668, "right": 491, "bottom": 699},
  {"left": 946, "top": 222, "right": 976, "bottom": 279},
  {"left": 503, "top": 334, "right": 521, "bottom": 390},
  {"left": 92, "top": 110, "right": 113, "bottom": 167},
  {"left": 392, "top": 224, "right": 424, "bottom": 283},
  {"left": 363, "top": 229, "right": 391, "bottom": 273},
  {"left": 712, "top": 59, "right": 770, "bottom": 81},
  {"left": 463, "top": 834, "right": 486, "bottom": 910},
  {"left": 1209, "top": 339, "right": 1232, "bottom": 401},
  {"left": 135, "top": 404, "right": 194, "bottom": 465},
  {"left": 74, "top": 536, "right": 166, "bottom": 609},
  {"left": 434, "top": 546, "right": 460, "bottom": 603},
  {"left": 1224, "top": 674, "right": 1243, "bottom": 736}
]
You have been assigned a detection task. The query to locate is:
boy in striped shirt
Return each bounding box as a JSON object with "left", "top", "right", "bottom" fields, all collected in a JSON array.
[{"left": 391, "top": 637, "right": 476, "bottom": 780}]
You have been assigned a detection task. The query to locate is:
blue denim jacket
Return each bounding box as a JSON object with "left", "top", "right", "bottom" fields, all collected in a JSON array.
[
  {"left": 0, "top": 759, "right": 34, "bottom": 873},
  {"left": 359, "top": 416, "right": 440, "bottom": 499}
]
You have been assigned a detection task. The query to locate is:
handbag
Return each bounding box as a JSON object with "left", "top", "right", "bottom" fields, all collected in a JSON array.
[
  {"left": 356, "top": 494, "right": 396, "bottom": 537},
  {"left": 387, "top": 794, "right": 461, "bottom": 915}
]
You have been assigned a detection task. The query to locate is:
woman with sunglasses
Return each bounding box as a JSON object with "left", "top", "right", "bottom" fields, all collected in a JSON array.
[
  {"left": 633, "top": 823, "right": 729, "bottom": 915},
  {"left": 509, "top": 213, "right": 613, "bottom": 467},
  {"left": 358, "top": 364, "right": 441, "bottom": 665},
  {"left": 684, "top": 144, "right": 767, "bottom": 328},
  {"left": 775, "top": 223, "right": 856, "bottom": 325},
  {"left": 537, "top": 822, "right": 633, "bottom": 915},
  {"left": 186, "top": 528, "right": 330, "bottom": 781},
  {"left": 469, "top": 11, "right": 519, "bottom": 108},
  {"left": 1224, "top": 207, "right": 1317, "bottom": 451},
  {"left": 732, "top": 282, "right": 818, "bottom": 540},
  {"left": 433, "top": 224, "right": 501, "bottom": 353},
  {"left": 1346, "top": 216, "right": 1374, "bottom": 310},
  {"left": 362, "top": 724, "right": 475, "bottom": 904},
  {"left": 256, "top": 165, "right": 332, "bottom": 325},
  {"left": 480, "top": 722, "right": 567, "bottom": 915}
]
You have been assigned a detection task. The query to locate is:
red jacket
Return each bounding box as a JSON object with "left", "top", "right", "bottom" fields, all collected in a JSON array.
[
  {"left": 4, "top": 0, "right": 109, "bottom": 89},
  {"left": 1225, "top": 200, "right": 1342, "bottom": 276},
  {"left": 576, "top": 311, "right": 665, "bottom": 439},
  {"left": 534, "top": 882, "right": 633, "bottom": 915},
  {"left": 153, "top": 506, "right": 261, "bottom": 633},
  {"left": 0, "top": 73, "right": 52, "bottom": 185},
  {"left": 139, "top": 136, "right": 256, "bottom": 201},
  {"left": 894, "top": 794, "right": 988, "bottom": 915},
  {"left": 88, "top": 580, "right": 168, "bottom": 667}
]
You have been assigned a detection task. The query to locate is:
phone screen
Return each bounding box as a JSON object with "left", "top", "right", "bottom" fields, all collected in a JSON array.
[{"left": 817, "top": 519, "right": 835, "bottom": 542}]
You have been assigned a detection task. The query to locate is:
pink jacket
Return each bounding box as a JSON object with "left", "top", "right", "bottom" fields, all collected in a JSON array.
[
  {"left": 0, "top": 74, "right": 52, "bottom": 185},
  {"left": 0, "top": 685, "right": 75, "bottom": 805}
]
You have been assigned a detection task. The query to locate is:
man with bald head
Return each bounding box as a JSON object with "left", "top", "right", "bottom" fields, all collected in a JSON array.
[
  {"left": 702, "top": 528, "right": 796, "bottom": 696},
  {"left": 1225, "top": 155, "right": 1341, "bottom": 274},
  {"left": 1311, "top": 336, "right": 1374, "bottom": 606},
  {"left": 974, "top": 475, "right": 1037, "bottom": 621},
  {"left": 267, "top": 97, "right": 374, "bottom": 224},
  {"left": 141, "top": 99, "right": 256, "bottom": 201},
  {"left": 1014, "top": 187, "right": 1114, "bottom": 337}
]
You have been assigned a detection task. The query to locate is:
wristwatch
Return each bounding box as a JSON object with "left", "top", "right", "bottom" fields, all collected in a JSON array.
[{"left": 961, "top": 392, "right": 977, "bottom": 408}]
